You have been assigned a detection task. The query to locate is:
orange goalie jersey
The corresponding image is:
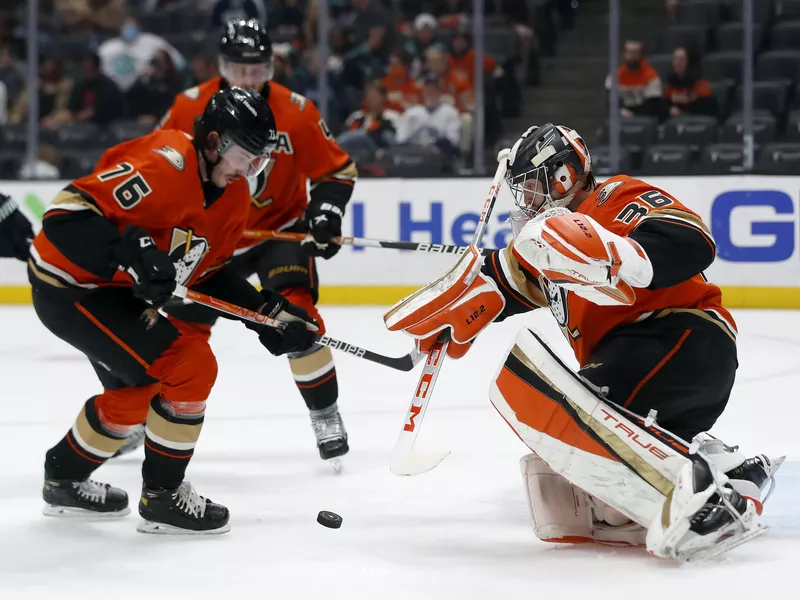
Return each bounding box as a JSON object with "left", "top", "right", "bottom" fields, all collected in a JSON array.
[
  {"left": 490, "top": 174, "right": 736, "bottom": 366},
  {"left": 159, "top": 79, "right": 356, "bottom": 252},
  {"left": 30, "top": 129, "right": 251, "bottom": 290}
]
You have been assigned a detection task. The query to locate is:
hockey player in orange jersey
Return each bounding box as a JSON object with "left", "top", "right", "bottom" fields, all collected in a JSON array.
[
  {"left": 30, "top": 88, "right": 318, "bottom": 534},
  {"left": 153, "top": 19, "right": 357, "bottom": 468},
  {"left": 385, "top": 124, "right": 783, "bottom": 561}
]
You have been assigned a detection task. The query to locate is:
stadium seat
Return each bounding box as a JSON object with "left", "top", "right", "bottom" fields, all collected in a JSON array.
[
  {"left": 677, "top": 1, "right": 721, "bottom": 28},
  {"left": 647, "top": 53, "right": 673, "bottom": 81},
  {"left": 715, "top": 22, "right": 763, "bottom": 52},
  {"left": 659, "top": 115, "right": 719, "bottom": 150},
  {"left": 734, "top": 79, "right": 792, "bottom": 118},
  {"left": 725, "top": 0, "right": 774, "bottom": 22},
  {"left": 700, "top": 143, "right": 749, "bottom": 173},
  {"left": 756, "top": 51, "right": 800, "bottom": 82},
  {"left": 656, "top": 25, "right": 708, "bottom": 54},
  {"left": 600, "top": 116, "right": 658, "bottom": 153},
  {"left": 58, "top": 150, "right": 105, "bottom": 180},
  {"left": 0, "top": 124, "right": 28, "bottom": 152},
  {"left": 709, "top": 79, "right": 735, "bottom": 118},
  {"left": 720, "top": 113, "right": 777, "bottom": 144},
  {"left": 642, "top": 144, "right": 692, "bottom": 175},
  {"left": 588, "top": 145, "right": 633, "bottom": 176},
  {"left": 756, "top": 142, "right": 800, "bottom": 173},
  {"left": 379, "top": 146, "right": 446, "bottom": 177},
  {"left": 783, "top": 110, "right": 800, "bottom": 141},
  {"left": 702, "top": 52, "right": 744, "bottom": 82},
  {"left": 485, "top": 27, "right": 518, "bottom": 62},
  {"left": 0, "top": 152, "right": 23, "bottom": 179},
  {"left": 108, "top": 120, "right": 154, "bottom": 144},
  {"left": 777, "top": 0, "right": 800, "bottom": 19},
  {"left": 769, "top": 21, "right": 800, "bottom": 50},
  {"left": 55, "top": 123, "right": 105, "bottom": 149}
]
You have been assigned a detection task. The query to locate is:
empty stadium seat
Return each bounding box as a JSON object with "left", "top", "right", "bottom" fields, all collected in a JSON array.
[
  {"left": 756, "top": 142, "right": 800, "bottom": 173},
  {"left": 715, "top": 22, "right": 763, "bottom": 52},
  {"left": 600, "top": 116, "right": 658, "bottom": 153},
  {"left": 588, "top": 145, "right": 633, "bottom": 176},
  {"left": 0, "top": 152, "right": 23, "bottom": 179},
  {"left": 647, "top": 53, "right": 673, "bottom": 81},
  {"left": 783, "top": 110, "right": 800, "bottom": 141},
  {"left": 700, "top": 143, "right": 748, "bottom": 173},
  {"left": 660, "top": 115, "right": 719, "bottom": 149},
  {"left": 55, "top": 123, "right": 105, "bottom": 149},
  {"left": 777, "top": 0, "right": 800, "bottom": 19},
  {"left": 485, "top": 27, "right": 518, "bottom": 62},
  {"left": 703, "top": 52, "right": 744, "bottom": 82},
  {"left": 756, "top": 51, "right": 800, "bottom": 82},
  {"left": 720, "top": 113, "right": 777, "bottom": 144},
  {"left": 769, "top": 20, "right": 800, "bottom": 50},
  {"left": 709, "top": 79, "right": 735, "bottom": 118},
  {"left": 1, "top": 124, "right": 28, "bottom": 152},
  {"left": 642, "top": 144, "right": 692, "bottom": 175},
  {"left": 734, "top": 79, "right": 792, "bottom": 118},
  {"left": 108, "top": 120, "right": 154, "bottom": 144},
  {"left": 677, "top": 1, "right": 721, "bottom": 27},
  {"left": 379, "top": 146, "right": 446, "bottom": 177},
  {"left": 657, "top": 25, "right": 708, "bottom": 54},
  {"left": 726, "top": 0, "right": 774, "bottom": 22}
]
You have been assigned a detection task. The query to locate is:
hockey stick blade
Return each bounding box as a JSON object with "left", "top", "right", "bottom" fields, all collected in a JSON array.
[{"left": 390, "top": 449, "right": 451, "bottom": 476}]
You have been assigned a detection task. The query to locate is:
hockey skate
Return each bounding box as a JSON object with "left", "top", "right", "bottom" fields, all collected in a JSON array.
[
  {"left": 112, "top": 423, "right": 146, "bottom": 458},
  {"left": 310, "top": 403, "right": 349, "bottom": 474},
  {"left": 43, "top": 477, "right": 130, "bottom": 518},
  {"left": 137, "top": 481, "right": 230, "bottom": 535}
]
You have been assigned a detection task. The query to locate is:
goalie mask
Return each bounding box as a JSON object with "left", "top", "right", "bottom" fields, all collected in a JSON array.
[{"left": 506, "top": 124, "right": 594, "bottom": 218}]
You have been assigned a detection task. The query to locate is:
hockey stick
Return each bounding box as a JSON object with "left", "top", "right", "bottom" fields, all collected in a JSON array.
[
  {"left": 242, "top": 229, "right": 495, "bottom": 256},
  {"left": 389, "top": 150, "right": 510, "bottom": 476},
  {"left": 172, "top": 285, "right": 422, "bottom": 372}
]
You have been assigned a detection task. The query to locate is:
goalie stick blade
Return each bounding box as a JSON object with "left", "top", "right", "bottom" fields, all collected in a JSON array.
[{"left": 390, "top": 450, "right": 451, "bottom": 476}]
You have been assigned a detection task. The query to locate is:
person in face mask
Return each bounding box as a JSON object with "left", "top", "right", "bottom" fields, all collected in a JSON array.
[
  {"left": 604, "top": 40, "right": 664, "bottom": 119},
  {"left": 98, "top": 14, "right": 185, "bottom": 93}
]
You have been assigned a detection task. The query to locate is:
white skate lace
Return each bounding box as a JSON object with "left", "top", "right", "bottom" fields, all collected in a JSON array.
[
  {"left": 172, "top": 481, "right": 207, "bottom": 519},
  {"left": 312, "top": 411, "right": 345, "bottom": 444},
  {"left": 74, "top": 479, "right": 108, "bottom": 504}
]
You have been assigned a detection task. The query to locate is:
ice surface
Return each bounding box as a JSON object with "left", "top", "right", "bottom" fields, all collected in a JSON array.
[{"left": 0, "top": 306, "right": 798, "bottom": 599}]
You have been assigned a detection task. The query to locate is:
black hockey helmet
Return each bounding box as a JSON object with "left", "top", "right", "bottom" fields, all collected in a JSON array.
[
  {"left": 506, "top": 123, "right": 594, "bottom": 216},
  {"left": 219, "top": 18, "right": 274, "bottom": 84},
  {"left": 194, "top": 86, "right": 278, "bottom": 176}
]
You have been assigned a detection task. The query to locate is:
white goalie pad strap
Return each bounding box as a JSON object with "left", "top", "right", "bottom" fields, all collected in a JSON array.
[{"left": 491, "top": 327, "right": 693, "bottom": 527}]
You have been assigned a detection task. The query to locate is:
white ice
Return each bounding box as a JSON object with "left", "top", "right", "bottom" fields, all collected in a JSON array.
[{"left": 0, "top": 306, "right": 798, "bottom": 599}]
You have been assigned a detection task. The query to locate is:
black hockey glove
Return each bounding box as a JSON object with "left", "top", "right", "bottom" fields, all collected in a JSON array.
[
  {"left": 0, "top": 194, "right": 34, "bottom": 261},
  {"left": 256, "top": 289, "right": 319, "bottom": 356},
  {"left": 301, "top": 201, "right": 344, "bottom": 259},
  {"left": 112, "top": 226, "right": 177, "bottom": 307}
]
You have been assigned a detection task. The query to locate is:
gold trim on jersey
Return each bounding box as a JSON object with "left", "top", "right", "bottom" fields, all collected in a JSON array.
[
  {"left": 502, "top": 241, "right": 548, "bottom": 308},
  {"left": 49, "top": 190, "right": 104, "bottom": 217},
  {"left": 644, "top": 207, "right": 713, "bottom": 239},
  {"left": 28, "top": 259, "right": 67, "bottom": 288},
  {"left": 655, "top": 308, "right": 737, "bottom": 342}
]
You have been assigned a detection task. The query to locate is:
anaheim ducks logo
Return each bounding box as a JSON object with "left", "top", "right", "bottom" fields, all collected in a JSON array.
[
  {"left": 169, "top": 228, "right": 209, "bottom": 285},
  {"left": 539, "top": 276, "right": 581, "bottom": 342},
  {"left": 595, "top": 180, "right": 625, "bottom": 206}
]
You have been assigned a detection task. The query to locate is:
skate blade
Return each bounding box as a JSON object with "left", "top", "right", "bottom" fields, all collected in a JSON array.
[
  {"left": 136, "top": 519, "right": 231, "bottom": 536},
  {"left": 678, "top": 522, "right": 768, "bottom": 563},
  {"left": 43, "top": 504, "right": 131, "bottom": 519}
]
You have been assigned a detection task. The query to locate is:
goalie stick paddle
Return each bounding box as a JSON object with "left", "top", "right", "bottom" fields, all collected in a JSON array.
[
  {"left": 172, "top": 285, "right": 422, "bottom": 372},
  {"left": 389, "top": 150, "right": 511, "bottom": 476},
  {"left": 242, "top": 229, "right": 494, "bottom": 257}
]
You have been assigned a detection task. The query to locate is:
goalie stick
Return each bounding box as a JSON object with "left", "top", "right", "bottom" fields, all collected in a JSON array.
[
  {"left": 389, "top": 150, "right": 511, "bottom": 476},
  {"left": 171, "top": 285, "right": 423, "bottom": 372},
  {"left": 242, "top": 229, "right": 495, "bottom": 257}
]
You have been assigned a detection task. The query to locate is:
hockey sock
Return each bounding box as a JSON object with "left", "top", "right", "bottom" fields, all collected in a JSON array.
[
  {"left": 142, "top": 395, "right": 204, "bottom": 490},
  {"left": 289, "top": 345, "right": 338, "bottom": 411},
  {"left": 45, "top": 397, "right": 128, "bottom": 481}
]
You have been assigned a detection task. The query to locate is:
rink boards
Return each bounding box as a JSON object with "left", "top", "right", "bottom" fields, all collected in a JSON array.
[{"left": 1, "top": 175, "right": 798, "bottom": 308}]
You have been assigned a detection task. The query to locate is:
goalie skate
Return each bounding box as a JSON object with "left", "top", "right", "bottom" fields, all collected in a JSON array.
[
  {"left": 137, "top": 481, "right": 230, "bottom": 535},
  {"left": 43, "top": 477, "right": 130, "bottom": 518}
]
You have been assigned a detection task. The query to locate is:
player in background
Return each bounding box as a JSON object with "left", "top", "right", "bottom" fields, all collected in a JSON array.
[
  {"left": 386, "top": 124, "right": 782, "bottom": 560},
  {"left": 155, "top": 18, "right": 357, "bottom": 467},
  {"left": 29, "top": 87, "right": 318, "bottom": 534},
  {"left": 0, "top": 193, "right": 33, "bottom": 260}
]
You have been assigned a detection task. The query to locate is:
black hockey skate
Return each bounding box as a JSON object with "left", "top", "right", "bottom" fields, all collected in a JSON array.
[
  {"left": 137, "top": 481, "right": 230, "bottom": 535},
  {"left": 726, "top": 454, "right": 784, "bottom": 511},
  {"left": 112, "top": 423, "right": 146, "bottom": 458},
  {"left": 310, "top": 404, "right": 349, "bottom": 473},
  {"left": 43, "top": 477, "right": 130, "bottom": 517}
]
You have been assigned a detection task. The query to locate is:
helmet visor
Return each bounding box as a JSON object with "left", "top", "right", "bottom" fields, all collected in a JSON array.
[
  {"left": 219, "top": 57, "right": 274, "bottom": 87},
  {"left": 220, "top": 142, "right": 272, "bottom": 177}
]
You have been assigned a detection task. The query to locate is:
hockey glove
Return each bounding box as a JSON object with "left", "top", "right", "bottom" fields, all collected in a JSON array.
[
  {"left": 256, "top": 289, "right": 320, "bottom": 356},
  {"left": 113, "top": 226, "right": 177, "bottom": 307},
  {"left": 0, "top": 194, "right": 34, "bottom": 261},
  {"left": 384, "top": 246, "right": 505, "bottom": 359},
  {"left": 301, "top": 201, "right": 343, "bottom": 259}
]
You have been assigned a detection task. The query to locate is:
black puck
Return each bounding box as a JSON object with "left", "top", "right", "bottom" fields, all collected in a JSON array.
[{"left": 317, "top": 510, "right": 342, "bottom": 529}]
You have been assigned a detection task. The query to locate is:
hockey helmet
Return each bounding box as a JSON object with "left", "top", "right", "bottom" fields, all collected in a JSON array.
[{"left": 219, "top": 19, "right": 274, "bottom": 84}]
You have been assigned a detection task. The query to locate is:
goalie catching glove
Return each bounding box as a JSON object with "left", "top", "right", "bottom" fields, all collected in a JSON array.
[
  {"left": 514, "top": 208, "right": 653, "bottom": 306},
  {"left": 384, "top": 246, "right": 505, "bottom": 359}
]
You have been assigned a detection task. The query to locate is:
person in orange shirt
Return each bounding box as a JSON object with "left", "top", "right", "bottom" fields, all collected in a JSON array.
[
  {"left": 29, "top": 87, "right": 317, "bottom": 534},
  {"left": 664, "top": 46, "right": 717, "bottom": 118},
  {"left": 155, "top": 19, "right": 357, "bottom": 468},
  {"left": 386, "top": 123, "right": 781, "bottom": 560},
  {"left": 383, "top": 48, "right": 422, "bottom": 111},
  {"left": 605, "top": 40, "right": 664, "bottom": 119}
]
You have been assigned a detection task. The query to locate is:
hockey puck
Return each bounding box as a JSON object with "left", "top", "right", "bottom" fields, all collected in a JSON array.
[{"left": 317, "top": 510, "right": 342, "bottom": 529}]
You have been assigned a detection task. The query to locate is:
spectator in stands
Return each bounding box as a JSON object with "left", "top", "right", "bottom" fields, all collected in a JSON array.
[
  {"left": 268, "top": 0, "right": 306, "bottom": 38},
  {"left": 340, "top": 80, "right": 401, "bottom": 152},
  {"left": 406, "top": 13, "right": 440, "bottom": 79},
  {"left": 0, "top": 44, "right": 24, "bottom": 111},
  {"left": 56, "top": 0, "right": 126, "bottom": 37},
  {"left": 606, "top": 40, "right": 664, "bottom": 119},
  {"left": 211, "top": 0, "right": 268, "bottom": 31},
  {"left": 348, "top": 0, "right": 394, "bottom": 62},
  {"left": 664, "top": 46, "right": 717, "bottom": 118},
  {"left": 425, "top": 45, "right": 472, "bottom": 113},
  {"left": 397, "top": 74, "right": 461, "bottom": 158},
  {"left": 190, "top": 53, "right": 219, "bottom": 86},
  {"left": 67, "top": 52, "right": 124, "bottom": 127},
  {"left": 383, "top": 48, "right": 421, "bottom": 111},
  {"left": 271, "top": 43, "right": 302, "bottom": 92},
  {"left": 9, "top": 57, "right": 74, "bottom": 131},
  {"left": 294, "top": 49, "right": 346, "bottom": 125},
  {"left": 98, "top": 13, "right": 185, "bottom": 93},
  {"left": 126, "top": 50, "right": 183, "bottom": 126}
]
